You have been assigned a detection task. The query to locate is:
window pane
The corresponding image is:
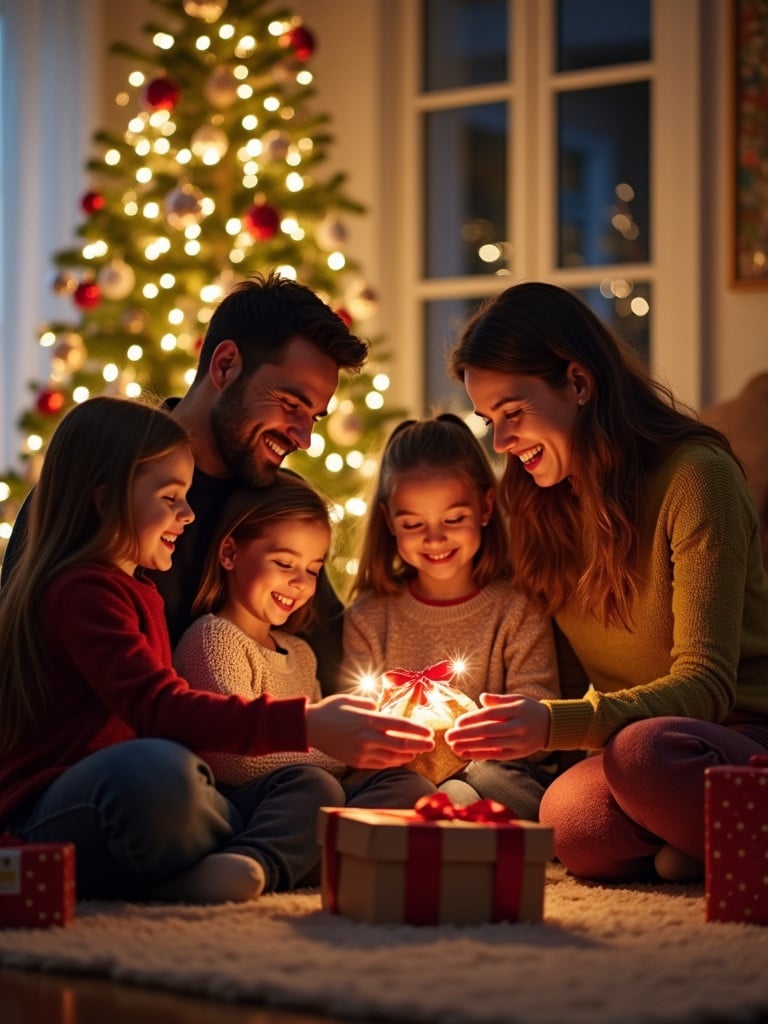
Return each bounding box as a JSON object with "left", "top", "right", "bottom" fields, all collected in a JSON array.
[
  {"left": 424, "top": 298, "right": 481, "bottom": 410},
  {"left": 423, "top": 0, "right": 508, "bottom": 91},
  {"left": 557, "top": 0, "right": 651, "bottom": 72},
  {"left": 574, "top": 281, "right": 652, "bottom": 364},
  {"left": 424, "top": 103, "right": 509, "bottom": 278},
  {"left": 558, "top": 82, "right": 649, "bottom": 267}
]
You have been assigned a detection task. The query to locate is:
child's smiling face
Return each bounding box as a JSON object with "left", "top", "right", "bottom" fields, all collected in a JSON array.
[
  {"left": 218, "top": 517, "right": 330, "bottom": 643},
  {"left": 119, "top": 446, "right": 195, "bottom": 576},
  {"left": 383, "top": 467, "right": 493, "bottom": 602}
]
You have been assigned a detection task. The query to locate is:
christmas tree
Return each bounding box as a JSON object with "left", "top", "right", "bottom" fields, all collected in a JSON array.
[{"left": 0, "top": 0, "right": 402, "bottom": 591}]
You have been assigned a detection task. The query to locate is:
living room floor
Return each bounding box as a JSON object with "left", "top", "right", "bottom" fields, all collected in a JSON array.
[{"left": 0, "top": 968, "right": 358, "bottom": 1024}]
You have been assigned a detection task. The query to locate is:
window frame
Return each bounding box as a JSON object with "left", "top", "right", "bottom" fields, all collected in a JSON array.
[{"left": 385, "top": 0, "right": 703, "bottom": 414}]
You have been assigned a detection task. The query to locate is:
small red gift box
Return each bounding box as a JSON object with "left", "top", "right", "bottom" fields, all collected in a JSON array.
[
  {"left": 318, "top": 794, "right": 553, "bottom": 926},
  {"left": 376, "top": 661, "right": 478, "bottom": 784},
  {"left": 0, "top": 835, "right": 76, "bottom": 928},
  {"left": 704, "top": 756, "right": 768, "bottom": 925}
]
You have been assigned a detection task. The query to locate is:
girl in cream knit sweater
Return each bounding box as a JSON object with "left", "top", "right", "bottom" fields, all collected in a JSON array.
[{"left": 174, "top": 474, "right": 434, "bottom": 819}]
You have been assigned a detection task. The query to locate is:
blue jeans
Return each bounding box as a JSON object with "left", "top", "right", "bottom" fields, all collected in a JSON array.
[
  {"left": 6, "top": 739, "right": 342, "bottom": 899},
  {"left": 438, "top": 757, "right": 559, "bottom": 820},
  {"left": 6, "top": 740, "right": 436, "bottom": 899}
]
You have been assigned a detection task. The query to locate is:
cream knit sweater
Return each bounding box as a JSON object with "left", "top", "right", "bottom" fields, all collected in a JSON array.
[
  {"left": 342, "top": 577, "right": 560, "bottom": 703},
  {"left": 174, "top": 614, "right": 346, "bottom": 786}
]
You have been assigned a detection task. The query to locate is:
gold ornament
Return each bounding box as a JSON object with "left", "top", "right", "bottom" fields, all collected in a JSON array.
[
  {"left": 182, "top": 0, "right": 228, "bottom": 22},
  {"left": 190, "top": 125, "right": 229, "bottom": 164},
  {"left": 50, "top": 332, "right": 87, "bottom": 375}
]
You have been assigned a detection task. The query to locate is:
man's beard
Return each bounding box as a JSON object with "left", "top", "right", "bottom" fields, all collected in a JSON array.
[{"left": 209, "top": 382, "right": 280, "bottom": 486}]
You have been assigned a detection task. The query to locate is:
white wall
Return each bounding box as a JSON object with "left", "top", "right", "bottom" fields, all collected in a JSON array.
[{"left": 0, "top": 0, "right": 101, "bottom": 472}]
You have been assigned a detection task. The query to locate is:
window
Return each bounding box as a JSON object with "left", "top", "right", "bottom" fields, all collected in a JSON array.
[{"left": 386, "top": 0, "right": 702, "bottom": 414}]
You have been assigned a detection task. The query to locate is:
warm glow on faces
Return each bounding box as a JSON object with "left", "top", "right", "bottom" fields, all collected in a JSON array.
[
  {"left": 119, "top": 446, "right": 195, "bottom": 576},
  {"left": 463, "top": 366, "right": 586, "bottom": 488},
  {"left": 218, "top": 517, "right": 330, "bottom": 645},
  {"left": 383, "top": 468, "right": 493, "bottom": 601},
  {"left": 210, "top": 336, "right": 340, "bottom": 486}
]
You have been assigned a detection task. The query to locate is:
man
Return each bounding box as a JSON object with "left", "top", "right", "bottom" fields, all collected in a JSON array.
[{"left": 154, "top": 271, "right": 367, "bottom": 689}]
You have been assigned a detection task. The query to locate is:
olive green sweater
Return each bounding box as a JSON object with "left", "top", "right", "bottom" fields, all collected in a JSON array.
[{"left": 545, "top": 444, "right": 768, "bottom": 750}]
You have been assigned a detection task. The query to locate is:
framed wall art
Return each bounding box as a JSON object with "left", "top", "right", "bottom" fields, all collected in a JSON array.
[{"left": 732, "top": 0, "right": 768, "bottom": 286}]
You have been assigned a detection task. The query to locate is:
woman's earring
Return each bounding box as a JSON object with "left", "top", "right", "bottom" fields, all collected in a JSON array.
[{"left": 578, "top": 398, "right": 586, "bottom": 407}]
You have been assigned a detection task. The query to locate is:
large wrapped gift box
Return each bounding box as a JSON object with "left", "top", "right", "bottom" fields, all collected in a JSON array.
[
  {"left": 318, "top": 796, "right": 553, "bottom": 926},
  {"left": 0, "top": 836, "right": 76, "bottom": 928},
  {"left": 705, "top": 756, "right": 768, "bottom": 925},
  {"left": 377, "top": 661, "right": 478, "bottom": 784}
]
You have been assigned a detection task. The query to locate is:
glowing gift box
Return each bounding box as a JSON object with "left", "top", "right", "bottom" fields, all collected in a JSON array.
[
  {"left": 318, "top": 794, "right": 553, "bottom": 926},
  {"left": 0, "top": 835, "right": 76, "bottom": 928},
  {"left": 705, "top": 756, "right": 768, "bottom": 925},
  {"left": 376, "top": 660, "right": 477, "bottom": 784}
]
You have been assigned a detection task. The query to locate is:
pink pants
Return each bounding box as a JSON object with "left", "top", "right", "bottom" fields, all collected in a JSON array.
[{"left": 539, "top": 715, "right": 768, "bottom": 882}]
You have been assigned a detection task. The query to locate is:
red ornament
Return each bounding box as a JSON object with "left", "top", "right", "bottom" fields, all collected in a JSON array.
[
  {"left": 81, "top": 190, "right": 105, "bottom": 215},
  {"left": 335, "top": 307, "right": 353, "bottom": 327},
  {"left": 36, "top": 389, "right": 65, "bottom": 416},
  {"left": 143, "top": 77, "right": 181, "bottom": 111},
  {"left": 243, "top": 203, "right": 280, "bottom": 241},
  {"left": 73, "top": 280, "right": 102, "bottom": 309},
  {"left": 281, "top": 24, "right": 315, "bottom": 61}
]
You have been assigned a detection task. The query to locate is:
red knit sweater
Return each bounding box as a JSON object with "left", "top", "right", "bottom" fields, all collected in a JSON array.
[{"left": 0, "top": 563, "right": 307, "bottom": 822}]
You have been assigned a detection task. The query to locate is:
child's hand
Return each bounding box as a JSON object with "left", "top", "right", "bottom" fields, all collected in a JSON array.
[
  {"left": 305, "top": 694, "right": 435, "bottom": 769},
  {"left": 445, "top": 693, "right": 550, "bottom": 761}
]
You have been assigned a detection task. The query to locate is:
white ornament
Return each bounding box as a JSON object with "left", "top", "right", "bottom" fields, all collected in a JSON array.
[
  {"left": 316, "top": 214, "right": 348, "bottom": 252},
  {"left": 260, "top": 129, "right": 290, "bottom": 162},
  {"left": 204, "top": 65, "right": 239, "bottom": 108},
  {"left": 97, "top": 259, "right": 136, "bottom": 301},
  {"left": 326, "top": 408, "right": 364, "bottom": 447},
  {"left": 346, "top": 279, "right": 379, "bottom": 321},
  {"left": 164, "top": 183, "right": 205, "bottom": 230}
]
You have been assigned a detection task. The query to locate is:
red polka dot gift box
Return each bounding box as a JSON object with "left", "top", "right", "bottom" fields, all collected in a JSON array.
[
  {"left": 704, "top": 756, "right": 768, "bottom": 925},
  {"left": 0, "top": 834, "right": 76, "bottom": 928}
]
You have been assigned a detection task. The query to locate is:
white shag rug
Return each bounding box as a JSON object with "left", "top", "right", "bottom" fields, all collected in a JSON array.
[{"left": 0, "top": 864, "right": 767, "bottom": 1024}]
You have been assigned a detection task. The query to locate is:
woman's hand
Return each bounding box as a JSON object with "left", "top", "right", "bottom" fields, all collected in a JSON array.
[
  {"left": 445, "top": 693, "right": 550, "bottom": 760},
  {"left": 305, "top": 694, "right": 435, "bottom": 769}
]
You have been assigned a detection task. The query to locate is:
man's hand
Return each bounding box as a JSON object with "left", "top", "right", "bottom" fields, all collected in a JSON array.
[
  {"left": 305, "top": 694, "right": 434, "bottom": 769},
  {"left": 445, "top": 693, "right": 550, "bottom": 761}
]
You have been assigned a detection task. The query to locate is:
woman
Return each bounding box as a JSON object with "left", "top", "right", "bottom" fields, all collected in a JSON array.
[{"left": 445, "top": 281, "right": 768, "bottom": 882}]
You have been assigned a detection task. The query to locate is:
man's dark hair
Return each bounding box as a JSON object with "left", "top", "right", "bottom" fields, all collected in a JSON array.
[{"left": 194, "top": 270, "right": 368, "bottom": 381}]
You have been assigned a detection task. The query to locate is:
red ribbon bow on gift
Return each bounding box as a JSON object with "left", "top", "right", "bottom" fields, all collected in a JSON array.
[
  {"left": 414, "top": 791, "right": 520, "bottom": 822},
  {"left": 381, "top": 660, "right": 456, "bottom": 706}
]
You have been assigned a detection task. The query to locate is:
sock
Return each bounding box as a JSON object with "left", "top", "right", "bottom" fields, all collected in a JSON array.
[
  {"left": 654, "top": 844, "right": 703, "bottom": 883},
  {"left": 149, "top": 852, "right": 267, "bottom": 904}
]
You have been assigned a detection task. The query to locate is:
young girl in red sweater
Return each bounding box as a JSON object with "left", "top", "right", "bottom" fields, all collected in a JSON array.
[{"left": 0, "top": 397, "right": 432, "bottom": 903}]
